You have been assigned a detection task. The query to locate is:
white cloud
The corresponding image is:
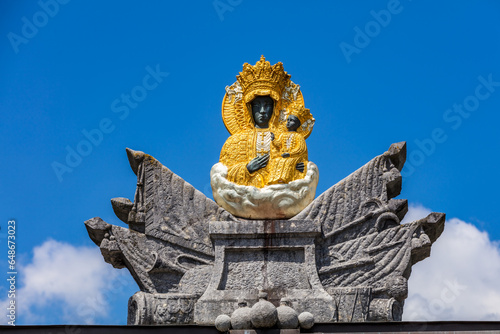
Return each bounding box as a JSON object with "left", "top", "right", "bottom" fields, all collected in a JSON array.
[
  {"left": 1, "top": 239, "right": 133, "bottom": 325},
  {"left": 404, "top": 205, "right": 500, "bottom": 321}
]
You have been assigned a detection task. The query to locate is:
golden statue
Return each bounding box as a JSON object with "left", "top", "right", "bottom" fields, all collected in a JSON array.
[
  {"left": 219, "top": 56, "right": 315, "bottom": 188},
  {"left": 211, "top": 56, "right": 318, "bottom": 219}
]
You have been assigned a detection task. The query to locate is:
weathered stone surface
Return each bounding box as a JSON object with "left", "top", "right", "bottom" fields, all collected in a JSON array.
[
  {"left": 250, "top": 294, "right": 278, "bottom": 328},
  {"left": 292, "top": 141, "right": 445, "bottom": 322},
  {"left": 327, "top": 287, "right": 371, "bottom": 322},
  {"left": 368, "top": 298, "right": 403, "bottom": 321},
  {"left": 298, "top": 312, "right": 314, "bottom": 329},
  {"left": 215, "top": 314, "right": 231, "bottom": 332},
  {"left": 230, "top": 301, "right": 252, "bottom": 330},
  {"left": 276, "top": 299, "right": 299, "bottom": 329},
  {"left": 85, "top": 142, "right": 445, "bottom": 326},
  {"left": 85, "top": 148, "right": 235, "bottom": 295},
  {"left": 84, "top": 217, "right": 111, "bottom": 246},
  {"left": 110, "top": 197, "right": 133, "bottom": 223},
  {"left": 127, "top": 291, "right": 197, "bottom": 325},
  {"left": 194, "top": 220, "right": 334, "bottom": 325}
]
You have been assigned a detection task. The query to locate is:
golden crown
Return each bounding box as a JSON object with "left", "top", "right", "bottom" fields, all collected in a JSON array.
[
  {"left": 288, "top": 102, "right": 311, "bottom": 124},
  {"left": 237, "top": 55, "right": 291, "bottom": 103}
]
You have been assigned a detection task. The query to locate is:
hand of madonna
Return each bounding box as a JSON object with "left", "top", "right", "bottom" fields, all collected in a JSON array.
[{"left": 247, "top": 154, "right": 270, "bottom": 173}]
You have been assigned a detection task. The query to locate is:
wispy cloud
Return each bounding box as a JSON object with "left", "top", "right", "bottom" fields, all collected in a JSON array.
[
  {"left": 1, "top": 239, "right": 134, "bottom": 324},
  {"left": 404, "top": 205, "right": 500, "bottom": 320}
]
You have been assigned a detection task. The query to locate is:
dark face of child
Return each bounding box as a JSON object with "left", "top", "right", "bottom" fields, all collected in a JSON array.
[{"left": 286, "top": 115, "right": 301, "bottom": 131}]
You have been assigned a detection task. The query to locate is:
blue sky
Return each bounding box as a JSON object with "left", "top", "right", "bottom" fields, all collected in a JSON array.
[{"left": 1, "top": 0, "right": 500, "bottom": 325}]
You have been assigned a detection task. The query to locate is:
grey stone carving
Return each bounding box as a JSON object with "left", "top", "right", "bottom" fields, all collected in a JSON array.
[
  {"left": 85, "top": 141, "right": 445, "bottom": 329},
  {"left": 128, "top": 291, "right": 197, "bottom": 325},
  {"left": 249, "top": 292, "right": 278, "bottom": 328},
  {"left": 298, "top": 312, "right": 315, "bottom": 330},
  {"left": 214, "top": 314, "right": 231, "bottom": 332},
  {"left": 230, "top": 299, "right": 252, "bottom": 329},
  {"left": 276, "top": 298, "right": 299, "bottom": 329},
  {"left": 195, "top": 219, "right": 334, "bottom": 325}
]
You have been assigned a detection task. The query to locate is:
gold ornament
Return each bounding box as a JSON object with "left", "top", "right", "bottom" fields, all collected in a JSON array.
[
  {"left": 219, "top": 56, "right": 315, "bottom": 187},
  {"left": 237, "top": 55, "right": 290, "bottom": 104}
]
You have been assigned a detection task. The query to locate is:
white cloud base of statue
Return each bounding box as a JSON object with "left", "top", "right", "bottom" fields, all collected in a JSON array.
[{"left": 210, "top": 162, "right": 319, "bottom": 219}]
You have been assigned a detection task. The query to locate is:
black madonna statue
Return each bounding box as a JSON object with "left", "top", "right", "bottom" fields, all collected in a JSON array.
[{"left": 211, "top": 56, "right": 318, "bottom": 219}]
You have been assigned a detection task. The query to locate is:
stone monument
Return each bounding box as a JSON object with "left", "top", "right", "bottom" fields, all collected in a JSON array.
[{"left": 85, "top": 56, "right": 445, "bottom": 330}]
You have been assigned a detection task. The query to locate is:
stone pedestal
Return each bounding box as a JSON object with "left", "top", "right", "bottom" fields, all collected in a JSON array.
[{"left": 194, "top": 220, "right": 334, "bottom": 324}]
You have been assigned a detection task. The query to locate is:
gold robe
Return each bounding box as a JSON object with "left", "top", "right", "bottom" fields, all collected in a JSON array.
[
  {"left": 219, "top": 128, "right": 274, "bottom": 188},
  {"left": 267, "top": 131, "right": 308, "bottom": 185}
]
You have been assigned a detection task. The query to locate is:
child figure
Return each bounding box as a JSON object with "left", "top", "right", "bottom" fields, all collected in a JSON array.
[{"left": 267, "top": 105, "right": 310, "bottom": 185}]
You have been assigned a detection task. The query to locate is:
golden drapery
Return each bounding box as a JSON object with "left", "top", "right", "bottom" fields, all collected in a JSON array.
[
  {"left": 268, "top": 132, "right": 308, "bottom": 185},
  {"left": 219, "top": 129, "right": 308, "bottom": 188},
  {"left": 220, "top": 129, "right": 270, "bottom": 188}
]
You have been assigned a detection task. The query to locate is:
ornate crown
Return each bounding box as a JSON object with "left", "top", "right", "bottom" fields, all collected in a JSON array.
[
  {"left": 282, "top": 102, "right": 315, "bottom": 134},
  {"left": 237, "top": 55, "right": 291, "bottom": 103},
  {"left": 287, "top": 102, "right": 311, "bottom": 124}
]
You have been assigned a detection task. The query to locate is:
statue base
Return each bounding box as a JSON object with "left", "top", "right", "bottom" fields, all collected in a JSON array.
[{"left": 194, "top": 220, "right": 334, "bottom": 324}]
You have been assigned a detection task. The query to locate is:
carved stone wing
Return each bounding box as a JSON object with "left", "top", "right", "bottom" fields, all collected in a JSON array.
[
  {"left": 123, "top": 148, "right": 236, "bottom": 255},
  {"left": 294, "top": 142, "right": 445, "bottom": 318},
  {"left": 294, "top": 142, "right": 408, "bottom": 229},
  {"left": 85, "top": 148, "right": 237, "bottom": 293}
]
